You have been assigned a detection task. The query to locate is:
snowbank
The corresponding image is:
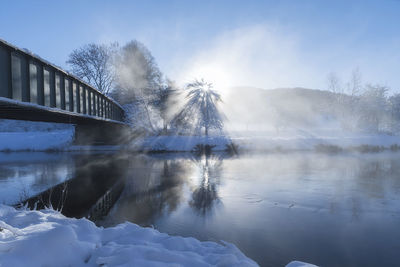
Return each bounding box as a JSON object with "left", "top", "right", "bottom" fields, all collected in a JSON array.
[
  {"left": 231, "top": 134, "right": 400, "bottom": 152},
  {"left": 129, "top": 133, "right": 400, "bottom": 153},
  {"left": 0, "top": 130, "right": 74, "bottom": 151},
  {"left": 130, "top": 135, "right": 232, "bottom": 152},
  {"left": 0, "top": 119, "right": 74, "bottom": 151},
  {"left": 0, "top": 205, "right": 258, "bottom": 267},
  {"left": 285, "top": 261, "right": 318, "bottom": 267}
]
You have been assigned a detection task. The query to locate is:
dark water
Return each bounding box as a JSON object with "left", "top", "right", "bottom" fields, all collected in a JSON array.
[{"left": 1, "top": 151, "right": 400, "bottom": 267}]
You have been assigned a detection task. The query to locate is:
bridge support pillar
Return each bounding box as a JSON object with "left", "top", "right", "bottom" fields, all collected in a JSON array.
[{"left": 74, "top": 123, "right": 132, "bottom": 145}]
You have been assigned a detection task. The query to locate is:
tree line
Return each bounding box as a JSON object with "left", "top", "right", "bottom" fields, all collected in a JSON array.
[
  {"left": 327, "top": 69, "right": 400, "bottom": 134},
  {"left": 66, "top": 41, "right": 223, "bottom": 136}
]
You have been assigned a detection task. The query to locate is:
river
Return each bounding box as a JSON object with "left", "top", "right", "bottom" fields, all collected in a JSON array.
[{"left": 1, "top": 151, "right": 400, "bottom": 267}]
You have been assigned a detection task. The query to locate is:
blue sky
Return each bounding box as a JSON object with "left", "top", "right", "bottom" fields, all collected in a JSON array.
[{"left": 1, "top": 0, "right": 400, "bottom": 92}]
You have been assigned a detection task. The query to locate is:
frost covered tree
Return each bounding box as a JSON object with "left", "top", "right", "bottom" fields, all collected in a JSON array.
[
  {"left": 344, "top": 68, "right": 364, "bottom": 130},
  {"left": 152, "top": 79, "right": 179, "bottom": 134},
  {"left": 325, "top": 68, "right": 366, "bottom": 131},
  {"left": 388, "top": 93, "right": 400, "bottom": 133},
  {"left": 112, "top": 40, "right": 164, "bottom": 133},
  {"left": 172, "top": 79, "right": 224, "bottom": 136},
  {"left": 66, "top": 43, "right": 118, "bottom": 95},
  {"left": 327, "top": 72, "right": 343, "bottom": 96},
  {"left": 358, "top": 84, "right": 389, "bottom": 132}
]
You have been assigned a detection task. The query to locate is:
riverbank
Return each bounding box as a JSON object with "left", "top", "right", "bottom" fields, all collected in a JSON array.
[
  {"left": 2, "top": 118, "right": 400, "bottom": 153},
  {"left": 3, "top": 131, "right": 400, "bottom": 154},
  {"left": 0, "top": 119, "right": 74, "bottom": 151},
  {"left": 130, "top": 134, "right": 400, "bottom": 153},
  {"left": 0, "top": 205, "right": 257, "bottom": 266},
  {"left": 0, "top": 205, "right": 318, "bottom": 267}
]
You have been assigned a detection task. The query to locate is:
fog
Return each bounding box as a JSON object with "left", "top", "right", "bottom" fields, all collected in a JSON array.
[
  {"left": 175, "top": 24, "right": 315, "bottom": 92},
  {"left": 162, "top": 24, "right": 399, "bottom": 138}
]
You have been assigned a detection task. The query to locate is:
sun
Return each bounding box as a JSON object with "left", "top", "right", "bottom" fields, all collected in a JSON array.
[{"left": 181, "top": 63, "right": 233, "bottom": 97}]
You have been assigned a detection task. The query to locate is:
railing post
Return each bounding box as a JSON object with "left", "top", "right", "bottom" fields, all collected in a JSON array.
[
  {"left": 92, "top": 93, "right": 96, "bottom": 116},
  {"left": 67, "top": 78, "right": 73, "bottom": 111},
  {"left": 96, "top": 93, "right": 100, "bottom": 117},
  {"left": 105, "top": 101, "right": 108, "bottom": 118},
  {"left": 49, "top": 68, "right": 55, "bottom": 107},
  {"left": 37, "top": 63, "right": 44, "bottom": 105},
  {"left": 83, "top": 86, "right": 87, "bottom": 114},
  {"left": 100, "top": 95, "right": 102, "bottom": 117},
  {"left": 76, "top": 82, "right": 81, "bottom": 113},
  {"left": 87, "top": 90, "right": 92, "bottom": 115},
  {"left": 60, "top": 74, "right": 65, "bottom": 110}
]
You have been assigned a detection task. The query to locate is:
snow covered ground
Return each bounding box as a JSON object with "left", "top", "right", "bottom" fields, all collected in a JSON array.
[
  {"left": 0, "top": 205, "right": 258, "bottom": 267},
  {"left": 231, "top": 134, "right": 400, "bottom": 152},
  {"left": 0, "top": 130, "right": 74, "bottom": 151},
  {"left": 130, "top": 135, "right": 233, "bottom": 152},
  {"left": 129, "top": 132, "right": 400, "bottom": 153},
  {"left": 3, "top": 118, "right": 400, "bottom": 153},
  {"left": 0, "top": 119, "right": 74, "bottom": 151},
  {"left": 285, "top": 261, "right": 318, "bottom": 267}
]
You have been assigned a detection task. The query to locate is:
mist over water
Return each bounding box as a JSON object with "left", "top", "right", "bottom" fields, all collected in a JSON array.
[{"left": 4, "top": 151, "right": 400, "bottom": 267}]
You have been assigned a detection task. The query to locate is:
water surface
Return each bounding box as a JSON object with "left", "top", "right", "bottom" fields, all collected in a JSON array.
[{"left": 2, "top": 151, "right": 400, "bottom": 267}]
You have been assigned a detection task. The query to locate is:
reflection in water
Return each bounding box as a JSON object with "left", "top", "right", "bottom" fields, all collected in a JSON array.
[
  {"left": 100, "top": 155, "right": 189, "bottom": 227},
  {"left": 0, "top": 153, "right": 74, "bottom": 205},
  {"left": 2, "top": 151, "right": 400, "bottom": 267},
  {"left": 22, "top": 153, "right": 129, "bottom": 219},
  {"left": 189, "top": 154, "right": 223, "bottom": 215}
]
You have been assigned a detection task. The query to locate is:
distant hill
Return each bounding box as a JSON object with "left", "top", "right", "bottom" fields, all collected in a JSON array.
[{"left": 222, "top": 87, "right": 344, "bottom": 131}]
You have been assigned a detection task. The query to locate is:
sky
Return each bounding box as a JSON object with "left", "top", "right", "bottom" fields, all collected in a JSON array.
[{"left": 1, "top": 0, "right": 400, "bottom": 92}]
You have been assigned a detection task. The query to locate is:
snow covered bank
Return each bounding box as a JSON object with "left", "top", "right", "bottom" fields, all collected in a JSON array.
[
  {"left": 231, "top": 134, "right": 400, "bottom": 152},
  {"left": 0, "top": 130, "right": 74, "bottom": 151},
  {"left": 0, "top": 119, "right": 74, "bottom": 151},
  {"left": 0, "top": 205, "right": 258, "bottom": 266},
  {"left": 130, "top": 135, "right": 232, "bottom": 152},
  {"left": 286, "top": 261, "right": 318, "bottom": 267},
  {"left": 129, "top": 133, "right": 400, "bottom": 153}
]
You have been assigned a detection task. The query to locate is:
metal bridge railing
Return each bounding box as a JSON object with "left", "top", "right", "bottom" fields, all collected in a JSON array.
[{"left": 0, "top": 39, "right": 124, "bottom": 122}]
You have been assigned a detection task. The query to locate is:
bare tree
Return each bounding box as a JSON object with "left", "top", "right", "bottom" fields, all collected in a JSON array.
[
  {"left": 327, "top": 72, "right": 345, "bottom": 116},
  {"left": 327, "top": 68, "right": 365, "bottom": 131},
  {"left": 327, "top": 72, "right": 342, "bottom": 95},
  {"left": 66, "top": 43, "right": 118, "bottom": 95},
  {"left": 347, "top": 68, "right": 363, "bottom": 98}
]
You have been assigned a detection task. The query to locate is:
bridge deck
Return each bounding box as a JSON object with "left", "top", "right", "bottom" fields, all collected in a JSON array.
[{"left": 0, "top": 96, "right": 125, "bottom": 126}]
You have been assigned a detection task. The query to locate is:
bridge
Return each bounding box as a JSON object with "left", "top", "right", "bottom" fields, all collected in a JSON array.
[{"left": 0, "top": 39, "right": 130, "bottom": 144}]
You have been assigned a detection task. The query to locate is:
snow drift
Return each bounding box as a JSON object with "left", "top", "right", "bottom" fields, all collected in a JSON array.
[
  {"left": 0, "top": 119, "right": 74, "bottom": 151},
  {"left": 0, "top": 205, "right": 258, "bottom": 267}
]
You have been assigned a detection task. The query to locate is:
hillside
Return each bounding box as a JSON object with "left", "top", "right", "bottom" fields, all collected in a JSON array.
[{"left": 222, "top": 87, "right": 344, "bottom": 131}]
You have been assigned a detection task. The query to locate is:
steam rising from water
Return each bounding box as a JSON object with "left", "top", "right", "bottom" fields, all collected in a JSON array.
[{"left": 174, "top": 25, "right": 316, "bottom": 97}]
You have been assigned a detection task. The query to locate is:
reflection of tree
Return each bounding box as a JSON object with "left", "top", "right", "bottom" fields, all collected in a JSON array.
[
  {"left": 349, "top": 155, "right": 400, "bottom": 220},
  {"left": 105, "top": 156, "right": 188, "bottom": 227},
  {"left": 189, "top": 154, "right": 223, "bottom": 215}
]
